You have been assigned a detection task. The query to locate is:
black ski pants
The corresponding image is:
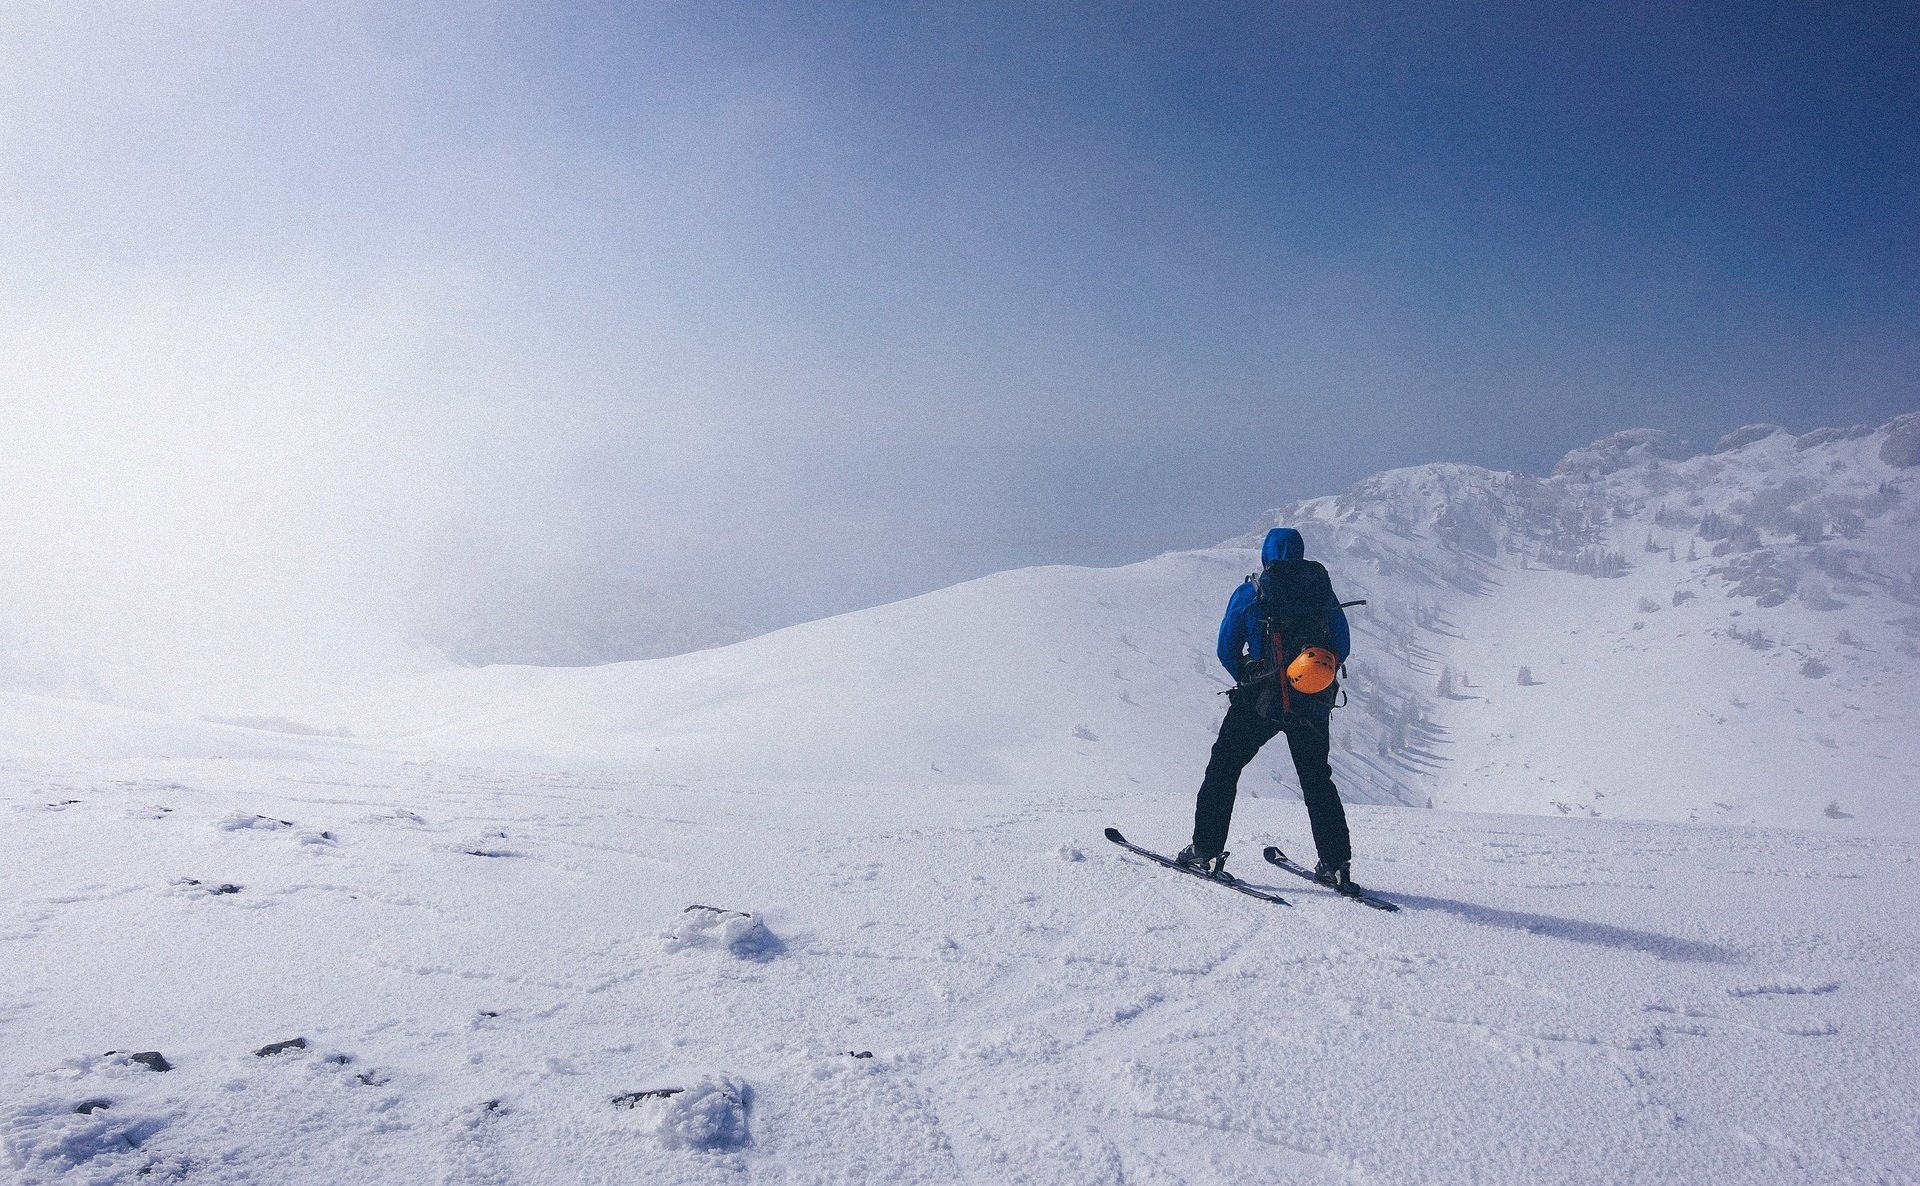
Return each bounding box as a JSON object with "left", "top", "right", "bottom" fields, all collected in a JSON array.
[{"left": 1192, "top": 690, "right": 1350, "bottom": 866}]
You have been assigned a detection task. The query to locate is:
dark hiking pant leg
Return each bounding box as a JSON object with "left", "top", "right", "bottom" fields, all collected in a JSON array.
[
  {"left": 1192, "top": 694, "right": 1282, "bottom": 855},
  {"left": 1284, "top": 724, "right": 1350, "bottom": 866}
]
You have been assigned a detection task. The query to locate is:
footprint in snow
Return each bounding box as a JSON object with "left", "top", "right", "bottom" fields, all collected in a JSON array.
[
  {"left": 217, "top": 812, "right": 295, "bottom": 832},
  {"left": 1728, "top": 980, "right": 1841, "bottom": 998},
  {"left": 457, "top": 844, "right": 524, "bottom": 859},
  {"left": 170, "top": 878, "right": 244, "bottom": 897},
  {"left": 448, "top": 830, "right": 524, "bottom": 859},
  {"left": 367, "top": 808, "right": 428, "bottom": 826}
]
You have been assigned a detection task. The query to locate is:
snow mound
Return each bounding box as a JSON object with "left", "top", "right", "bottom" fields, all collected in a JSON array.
[
  {"left": 621, "top": 1075, "right": 751, "bottom": 1152},
  {"left": 1794, "top": 424, "right": 1872, "bottom": 450},
  {"left": 2, "top": 1097, "right": 174, "bottom": 1180},
  {"left": 1712, "top": 423, "right": 1790, "bottom": 452},
  {"left": 662, "top": 906, "right": 782, "bottom": 961}
]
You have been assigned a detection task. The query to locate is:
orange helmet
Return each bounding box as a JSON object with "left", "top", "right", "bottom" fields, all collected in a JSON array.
[{"left": 1285, "top": 646, "right": 1339, "bottom": 694}]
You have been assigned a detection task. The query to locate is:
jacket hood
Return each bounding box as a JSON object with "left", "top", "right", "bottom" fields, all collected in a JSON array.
[{"left": 1262, "top": 527, "right": 1305, "bottom": 564}]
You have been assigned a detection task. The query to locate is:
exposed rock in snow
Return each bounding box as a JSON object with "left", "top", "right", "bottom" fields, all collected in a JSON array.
[{"left": 1880, "top": 411, "right": 1920, "bottom": 467}]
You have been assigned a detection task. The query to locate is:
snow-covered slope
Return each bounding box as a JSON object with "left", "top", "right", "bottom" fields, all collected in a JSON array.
[
  {"left": 4, "top": 741, "right": 1917, "bottom": 1185},
  {"left": 327, "top": 552, "right": 1251, "bottom": 792},
  {"left": 1237, "top": 417, "right": 1920, "bottom": 835},
  {"left": 5, "top": 416, "right": 1920, "bottom": 1185},
  {"left": 321, "top": 413, "right": 1920, "bottom": 837}
]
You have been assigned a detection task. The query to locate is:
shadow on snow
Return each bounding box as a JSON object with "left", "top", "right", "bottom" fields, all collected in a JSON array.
[{"left": 1388, "top": 892, "right": 1741, "bottom": 964}]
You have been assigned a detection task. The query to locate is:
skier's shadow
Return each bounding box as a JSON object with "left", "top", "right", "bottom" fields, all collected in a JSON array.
[{"left": 1387, "top": 892, "right": 1739, "bottom": 964}]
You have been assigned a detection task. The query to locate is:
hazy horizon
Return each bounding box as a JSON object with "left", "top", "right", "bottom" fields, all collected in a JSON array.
[{"left": 3, "top": 2, "right": 1914, "bottom": 698}]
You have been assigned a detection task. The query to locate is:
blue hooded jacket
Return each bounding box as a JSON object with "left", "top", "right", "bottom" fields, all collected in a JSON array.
[{"left": 1217, "top": 527, "right": 1352, "bottom": 680}]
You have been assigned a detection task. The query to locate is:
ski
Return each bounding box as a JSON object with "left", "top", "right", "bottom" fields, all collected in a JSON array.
[
  {"left": 1104, "top": 828, "right": 1290, "bottom": 906},
  {"left": 1261, "top": 846, "right": 1399, "bottom": 911}
]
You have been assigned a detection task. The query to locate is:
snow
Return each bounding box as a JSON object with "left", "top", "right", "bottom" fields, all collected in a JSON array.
[
  {"left": 298, "top": 414, "right": 1920, "bottom": 837},
  {"left": 4, "top": 415, "right": 1920, "bottom": 1183},
  {"left": 3, "top": 744, "right": 1916, "bottom": 1183}
]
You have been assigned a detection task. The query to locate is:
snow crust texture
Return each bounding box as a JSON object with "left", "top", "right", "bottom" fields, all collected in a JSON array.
[{"left": 3, "top": 754, "right": 1918, "bottom": 1184}]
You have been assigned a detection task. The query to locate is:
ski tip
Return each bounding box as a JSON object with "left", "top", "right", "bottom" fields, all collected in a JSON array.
[{"left": 1103, "top": 827, "right": 1125, "bottom": 844}]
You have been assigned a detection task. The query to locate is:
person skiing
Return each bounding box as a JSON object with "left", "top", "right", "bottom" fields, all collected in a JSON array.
[{"left": 1177, "top": 526, "right": 1357, "bottom": 889}]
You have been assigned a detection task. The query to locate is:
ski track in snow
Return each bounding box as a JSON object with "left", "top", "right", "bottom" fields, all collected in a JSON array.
[{"left": 3, "top": 754, "right": 1917, "bottom": 1185}]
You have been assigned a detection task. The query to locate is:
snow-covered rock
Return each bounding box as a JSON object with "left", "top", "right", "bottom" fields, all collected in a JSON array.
[
  {"left": 623, "top": 1074, "right": 752, "bottom": 1152},
  {"left": 1881, "top": 411, "right": 1920, "bottom": 467},
  {"left": 1550, "top": 428, "right": 1696, "bottom": 479},
  {"left": 662, "top": 906, "right": 783, "bottom": 961},
  {"left": 1712, "top": 423, "right": 1789, "bottom": 453}
]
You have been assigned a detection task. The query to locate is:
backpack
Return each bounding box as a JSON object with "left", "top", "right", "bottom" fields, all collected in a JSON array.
[{"left": 1247, "top": 557, "right": 1340, "bottom": 722}]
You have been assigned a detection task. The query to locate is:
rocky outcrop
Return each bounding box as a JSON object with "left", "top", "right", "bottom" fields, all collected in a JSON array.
[{"left": 1881, "top": 413, "right": 1920, "bottom": 468}]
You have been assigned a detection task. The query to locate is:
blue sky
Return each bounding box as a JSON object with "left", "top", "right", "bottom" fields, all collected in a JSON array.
[{"left": 3, "top": 1, "right": 1915, "bottom": 632}]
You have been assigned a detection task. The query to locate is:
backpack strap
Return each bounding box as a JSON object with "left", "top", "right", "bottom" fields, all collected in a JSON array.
[{"left": 1276, "top": 626, "right": 1290, "bottom": 715}]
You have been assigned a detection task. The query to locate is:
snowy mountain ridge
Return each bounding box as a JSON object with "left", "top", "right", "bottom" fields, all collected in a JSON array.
[
  {"left": 280, "top": 411, "right": 1920, "bottom": 838},
  {"left": 2, "top": 414, "right": 1911, "bottom": 834},
  {"left": 1226, "top": 414, "right": 1920, "bottom": 833}
]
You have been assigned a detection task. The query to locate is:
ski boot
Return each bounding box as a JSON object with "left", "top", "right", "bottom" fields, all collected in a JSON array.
[
  {"left": 1313, "top": 859, "right": 1355, "bottom": 894},
  {"left": 1176, "top": 844, "right": 1233, "bottom": 881}
]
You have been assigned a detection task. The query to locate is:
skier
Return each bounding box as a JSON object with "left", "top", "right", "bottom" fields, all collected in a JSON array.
[{"left": 1177, "top": 526, "right": 1357, "bottom": 890}]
